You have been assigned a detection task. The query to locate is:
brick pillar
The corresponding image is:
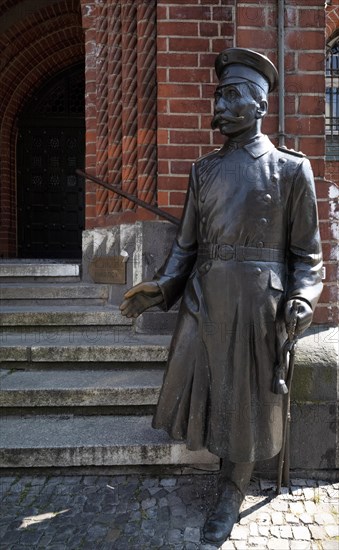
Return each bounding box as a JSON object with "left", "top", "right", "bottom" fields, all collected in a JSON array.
[
  {"left": 137, "top": 0, "right": 157, "bottom": 206},
  {"left": 107, "top": 0, "right": 122, "bottom": 213},
  {"left": 83, "top": 0, "right": 158, "bottom": 227},
  {"left": 121, "top": 0, "right": 138, "bottom": 210},
  {"left": 95, "top": 1, "right": 109, "bottom": 217}
]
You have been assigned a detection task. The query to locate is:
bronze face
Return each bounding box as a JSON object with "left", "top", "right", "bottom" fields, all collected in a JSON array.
[{"left": 211, "top": 82, "right": 267, "bottom": 137}]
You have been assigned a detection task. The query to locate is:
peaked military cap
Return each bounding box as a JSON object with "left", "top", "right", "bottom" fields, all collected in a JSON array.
[{"left": 215, "top": 48, "right": 279, "bottom": 94}]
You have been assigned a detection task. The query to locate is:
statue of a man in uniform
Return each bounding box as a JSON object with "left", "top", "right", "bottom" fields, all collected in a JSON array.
[{"left": 120, "top": 48, "right": 323, "bottom": 544}]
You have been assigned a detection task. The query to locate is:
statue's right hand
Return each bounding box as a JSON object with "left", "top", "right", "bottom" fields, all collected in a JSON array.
[{"left": 119, "top": 281, "right": 163, "bottom": 318}]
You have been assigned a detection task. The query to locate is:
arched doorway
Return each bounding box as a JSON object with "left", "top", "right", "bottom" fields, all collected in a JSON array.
[{"left": 17, "top": 63, "right": 85, "bottom": 259}]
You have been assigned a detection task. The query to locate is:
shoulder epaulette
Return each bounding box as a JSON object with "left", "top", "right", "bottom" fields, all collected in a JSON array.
[
  {"left": 197, "top": 148, "right": 220, "bottom": 163},
  {"left": 277, "top": 146, "right": 306, "bottom": 158}
]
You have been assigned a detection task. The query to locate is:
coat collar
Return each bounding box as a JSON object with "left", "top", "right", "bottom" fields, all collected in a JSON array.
[
  {"left": 243, "top": 134, "right": 275, "bottom": 158},
  {"left": 218, "top": 134, "right": 275, "bottom": 159}
]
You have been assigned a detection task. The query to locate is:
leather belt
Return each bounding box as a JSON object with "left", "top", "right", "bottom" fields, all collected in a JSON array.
[{"left": 198, "top": 243, "right": 285, "bottom": 263}]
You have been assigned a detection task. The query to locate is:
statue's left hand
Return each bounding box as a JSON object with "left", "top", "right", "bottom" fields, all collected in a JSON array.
[{"left": 284, "top": 299, "right": 313, "bottom": 336}]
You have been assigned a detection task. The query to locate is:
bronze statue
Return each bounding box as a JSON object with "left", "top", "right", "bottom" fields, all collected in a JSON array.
[{"left": 120, "top": 48, "right": 323, "bottom": 545}]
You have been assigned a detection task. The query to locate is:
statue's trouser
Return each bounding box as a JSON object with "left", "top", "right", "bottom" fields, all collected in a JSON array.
[
  {"left": 220, "top": 459, "right": 254, "bottom": 495},
  {"left": 202, "top": 459, "right": 254, "bottom": 544}
]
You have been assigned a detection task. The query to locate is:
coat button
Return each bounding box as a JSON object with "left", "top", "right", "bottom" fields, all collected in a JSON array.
[
  {"left": 255, "top": 267, "right": 262, "bottom": 275},
  {"left": 271, "top": 175, "right": 278, "bottom": 182},
  {"left": 260, "top": 217, "right": 268, "bottom": 225},
  {"left": 279, "top": 157, "right": 287, "bottom": 164},
  {"left": 202, "top": 238, "right": 207, "bottom": 243},
  {"left": 264, "top": 194, "right": 272, "bottom": 202},
  {"left": 257, "top": 241, "right": 264, "bottom": 248},
  {"left": 201, "top": 216, "right": 206, "bottom": 223}
]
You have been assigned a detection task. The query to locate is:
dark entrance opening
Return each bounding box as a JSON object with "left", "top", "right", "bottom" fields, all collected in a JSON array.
[{"left": 17, "top": 63, "right": 85, "bottom": 259}]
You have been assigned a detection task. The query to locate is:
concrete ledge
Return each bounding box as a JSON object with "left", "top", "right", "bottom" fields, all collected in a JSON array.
[
  {"left": 0, "top": 283, "right": 109, "bottom": 301},
  {"left": 0, "top": 347, "right": 29, "bottom": 362},
  {"left": 0, "top": 263, "right": 80, "bottom": 278},
  {"left": 0, "top": 415, "right": 219, "bottom": 468},
  {"left": 0, "top": 306, "right": 132, "bottom": 326},
  {"left": 0, "top": 369, "right": 164, "bottom": 407},
  {"left": 31, "top": 343, "right": 169, "bottom": 363},
  {"left": 0, "top": 332, "right": 170, "bottom": 362}
]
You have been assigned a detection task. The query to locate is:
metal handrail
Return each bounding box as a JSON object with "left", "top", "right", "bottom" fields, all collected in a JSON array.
[{"left": 76, "top": 169, "right": 180, "bottom": 226}]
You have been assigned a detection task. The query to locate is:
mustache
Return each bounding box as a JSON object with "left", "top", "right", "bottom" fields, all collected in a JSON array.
[{"left": 211, "top": 113, "right": 245, "bottom": 129}]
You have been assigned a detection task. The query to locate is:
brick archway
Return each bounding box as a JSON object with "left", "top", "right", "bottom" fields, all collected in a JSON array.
[
  {"left": 0, "top": 0, "right": 84, "bottom": 257},
  {"left": 326, "top": 5, "right": 339, "bottom": 41}
]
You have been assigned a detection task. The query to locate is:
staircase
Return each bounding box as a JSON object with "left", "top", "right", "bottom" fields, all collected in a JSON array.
[{"left": 0, "top": 261, "right": 218, "bottom": 471}]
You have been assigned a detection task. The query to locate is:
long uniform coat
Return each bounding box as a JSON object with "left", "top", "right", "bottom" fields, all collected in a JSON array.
[{"left": 152, "top": 134, "right": 323, "bottom": 463}]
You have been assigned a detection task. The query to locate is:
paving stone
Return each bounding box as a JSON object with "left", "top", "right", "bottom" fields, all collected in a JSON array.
[
  {"left": 255, "top": 512, "right": 271, "bottom": 524},
  {"left": 258, "top": 525, "right": 270, "bottom": 536},
  {"left": 230, "top": 525, "right": 248, "bottom": 540},
  {"left": 290, "top": 486, "right": 303, "bottom": 497},
  {"left": 292, "top": 526, "right": 311, "bottom": 540},
  {"left": 271, "top": 500, "right": 288, "bottom": 512},
  {"left": 234, "top": 542, "right": 248, "bottom": 550},
  {"left": 160, "top": 478, "right": 177, "bottom": 487},
  {"left": 168, "top": 528, "right": 182, "bottom": 543},
  {"left": 292, "top": 479, "right": 308, "bottom": 487},
  {"left": 322, "top": 542, "right": 339, "bottom": 550},
  {"left": 285, "top": 513, "right": 299, "bottom": 523},
  {"left": 314, "top": 512, "right": 336, "bottom": 524},
  {"left": 248, "top": 536, "right": 269, "bottom": 546},
  {"left": 271, "top": 511, "right": 284, "bottom": 525},
  {"left": 325, "top": 524, "right": 339, "bottom": 537},
  {"left": 267, "top": 539, "right": 290, "bottom": 549},
  {"left": 302, "top": 487, "right": 315, "bottom": 500},
  {"left": 220, "top": 541, "right": 235, "bottom": 549},
  {"left": 289, "top": 501, "right": 305, "bottom": 515},
  {"left": 270, "top": 526, "right": 281, "bottom": 538},
  {"left": 249, "top": 522, "right": 258, "bottom": 536},
  {"left": 304, "top": 501, "right": 317, "bottom": 514},
  {"left": 299, "top": 512, "right": 313, "bottom": 524},
  {"left": 183, "top": 527, "right": 200, "bottom": 543},
  {"left": 141, "top": 497, "right": 156, "bottom": 510},
  {"left": 290, "top": 542, "right": 312, "bottom": 550},
  {"left": 280, "top": 525, "right": 293, "bottom": 538}
]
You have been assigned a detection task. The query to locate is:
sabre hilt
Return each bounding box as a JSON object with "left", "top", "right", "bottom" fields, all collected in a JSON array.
[{"left": 272, "top": 300, "right": 299, "bottom": 395}]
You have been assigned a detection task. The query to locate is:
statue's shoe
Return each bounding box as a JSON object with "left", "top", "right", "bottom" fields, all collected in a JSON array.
[{"left": 202, "top": 480, "right": 244, "bottom": 545}]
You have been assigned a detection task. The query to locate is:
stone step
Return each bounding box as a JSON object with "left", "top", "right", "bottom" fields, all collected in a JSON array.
[
  {"left": 0, "top": 415, "right": 219, "bottom": 468},
  {"left": 0, "top": 283, "right": 109, "bottom": 306},
  {"left": 0, "top": 368, "right": 164, "bottom": 407},
  {"left": 0, "top": 331, "right": 170, "bottom": 363},
  {"left": 0, "top": 305, "right": 132, "bottom": 327},
  {"left": 0, "top": 261, "right": 81, "bottom": 282}
]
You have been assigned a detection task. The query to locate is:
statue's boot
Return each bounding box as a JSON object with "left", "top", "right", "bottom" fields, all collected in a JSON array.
[{"left": 202, "top": 460, "right": 254, "bottom": 545}]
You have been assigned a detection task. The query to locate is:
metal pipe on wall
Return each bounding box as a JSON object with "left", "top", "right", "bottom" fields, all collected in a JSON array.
[{"left": 278, "top": 0, "right": 285, "bottom": 147}]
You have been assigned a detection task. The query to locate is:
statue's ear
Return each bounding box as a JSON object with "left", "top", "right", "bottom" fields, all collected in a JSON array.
[{"left": 256, "top": 99, "right": 268, "bottom": 119}]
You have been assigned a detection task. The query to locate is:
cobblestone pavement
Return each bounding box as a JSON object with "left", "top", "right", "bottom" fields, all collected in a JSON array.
[{"left": 0, "top": 474, "right": 338, "bottom": 549}]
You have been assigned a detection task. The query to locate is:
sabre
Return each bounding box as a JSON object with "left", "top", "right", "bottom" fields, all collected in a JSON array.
[{"left": 276, "top": 299, "right": 299, "bottom": 495}]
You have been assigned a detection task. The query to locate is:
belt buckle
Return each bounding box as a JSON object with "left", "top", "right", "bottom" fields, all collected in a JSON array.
[
  {"left": 234, "top": 245, "right": 245, "bottom": 262},
  {"left": 218, "top": 244, "right": 234, "bottom": 261}
]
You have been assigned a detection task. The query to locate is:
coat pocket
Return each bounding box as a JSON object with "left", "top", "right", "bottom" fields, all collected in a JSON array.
[{"left": 269, "top": 270, "right": 285, "bottom": 292}]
